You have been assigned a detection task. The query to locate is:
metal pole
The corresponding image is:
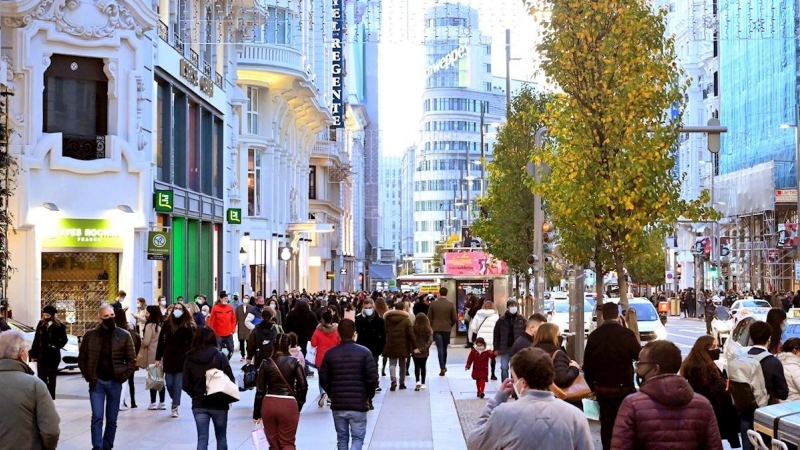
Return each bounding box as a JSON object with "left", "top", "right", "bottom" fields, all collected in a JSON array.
[
  {"left": 505, "top": 29, "right": 511, "bottom": 115},
  {"left": 795, "top": 103, "right": 800, "bottom": 273},
  {"left": 711, "top": 155, "right": 715, "bottom": 291},
  {"left": 466, "top": 129, "right": 471, "bottom": 228},
  {"left": 480, "top": 103, "right": 486, "bottom": 199}
]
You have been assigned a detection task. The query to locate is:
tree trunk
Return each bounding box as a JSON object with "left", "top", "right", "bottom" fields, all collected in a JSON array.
[{"left": 616, "top": 253, "right": 629, "bottom": 311}]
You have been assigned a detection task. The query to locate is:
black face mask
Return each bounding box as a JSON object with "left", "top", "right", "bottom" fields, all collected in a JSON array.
[
  {"left": 707, "top": 348, "right": 721, "bottom": 361},
  {"left": 102, "top": 317, "right": 116, "bottom": 330},
  {"left": 44, "top": 317, "right": 53, "bottom": 322}
]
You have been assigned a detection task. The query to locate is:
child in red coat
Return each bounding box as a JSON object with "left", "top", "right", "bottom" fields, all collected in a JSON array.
[{"left": 465, "top": 337, "right": 494, "bottom": 398}]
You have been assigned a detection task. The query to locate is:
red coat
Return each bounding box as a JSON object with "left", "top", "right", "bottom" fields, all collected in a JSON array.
[
  {"left": 612, "top": 374, "right": 723, "bottom": 450},
  {"left": 207, "top": 303, "right": 236, "bottom": 337},
  {"left": 466, "top": 348, "right": 494, "bottom": 381},
  {"left": 311, "top": 325, "right": 341, "bottom": 368}
]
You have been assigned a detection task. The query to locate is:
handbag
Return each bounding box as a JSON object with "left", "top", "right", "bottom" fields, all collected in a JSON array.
[
  {"left": 306, "top": 343, "right": 318, "bottom": 368},
  {"left": 205, "top": 353, "right": 240, "bottom": 403},
  {"left": 251, "top": 423, "right": 269, "bottom": 450},
  {"left": 242, "top": 363, "right": 258, "bottom": 390},
  {"left": 145, "top": 364, "right": 165, "bottom": 391},
  {"left": 549, "top": 350, "right": 592, "bottom": 402},
  {"left": 471, "top": 317, "right": 488, "bottom": 343}
]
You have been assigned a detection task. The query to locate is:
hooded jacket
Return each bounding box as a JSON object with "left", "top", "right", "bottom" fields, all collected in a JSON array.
[
  {"left": 207, "top": 302, "right": 237, "bottom": 337},
  {"left": 181, "top": 346, "right": 235, "bottom": 410},
  {"left": 355, "top": 312, "right": 386, "bottom": 356},
  {"left": 777, "top": 352, "right": 800, "bottom": 402},
  {"left": 383, "top": 310, "right": 414, "bottom": 359},
  {"left": 492, "top": 312, "right": 526, "bottom": 353},
  {"left": 611, "top": 374, "right": 723, "bottom": 450},
  {"left": 284, "top": 301, "right": 319, "bottom": 349},
  {"left": 468, "top": 309, "right": 499, "bottom": 350},
  {"left": 311, "top": 323, "right": 341, "bottom": 368},
  {"left": 413, "top": 324, "right": 433, "bottom": 359},
  {"left": 247, "top": 321, "right": 280, "bottom": 369},
  {"left": 466, "top": 347, "right": 494, "bottom": 380},
  {"left": 0, "top": 359, "right": 60, "bottom": 450},
  {"left": 30, "top": 320, "right": 68, "bottom": 366}
]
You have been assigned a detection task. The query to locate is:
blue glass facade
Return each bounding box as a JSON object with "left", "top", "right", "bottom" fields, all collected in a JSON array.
[{"left": 719, "top": 0, "right": 797, "bottom": 188}]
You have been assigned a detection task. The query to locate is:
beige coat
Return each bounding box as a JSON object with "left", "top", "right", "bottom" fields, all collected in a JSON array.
[{"left": 136, "top": 322, "right": 161, "bottom": 368}]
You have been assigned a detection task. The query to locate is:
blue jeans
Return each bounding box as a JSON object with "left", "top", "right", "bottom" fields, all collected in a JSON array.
[
  {"left": 193, "top": 408, "right": 228, "bottom": 450},
  {"left": 165, "top": 372, "right": 183, "bottom": 407},
  {"left": 499, "top": 351, "right": 511, "bottom": 380},
  {"left": 333, "top": 410, "right": 367, "bottom": 450},
  {"left": 89, "top": 379, "right": 123, "bottom": 450},
  {"left": 433, "top": 331, "right": 451, "bottom": 370}
]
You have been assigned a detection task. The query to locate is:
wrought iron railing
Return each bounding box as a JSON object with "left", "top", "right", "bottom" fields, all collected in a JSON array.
[
  {"left": 190, "top": 49, "right": 199, "bottom": 67},
  {"left": 203, "top": 60, "right": 212, "bottom": 76},
  {"left": 215, "top": 72, "right": 223, "bottom": 87},
  {"left": 172, "top": 32, "right": 184, "bottom": 54},
  {"left": 157, "top": 20, "right": 168, "bottom": 42},
  {"left": 62, "top": 135, "right": 106, "bottom": 161}
]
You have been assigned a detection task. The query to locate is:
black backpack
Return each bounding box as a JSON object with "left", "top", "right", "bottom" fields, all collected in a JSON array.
[{"left": 256, "top": 324, "right": 281, "bottom": 359}]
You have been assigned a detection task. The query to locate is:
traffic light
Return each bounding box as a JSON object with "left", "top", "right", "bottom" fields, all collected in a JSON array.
[
  {"left": 542, "top": 222, "right": 554, "bottom": 255},
  {"left": 676, "top": 263, "right": 682, "bottom": 280},
  {"left": 527, "top": 254, "right": 539, "bottom": 265},
  {"left": 708, "top": 265, "right": 719, "bottom": 278}
]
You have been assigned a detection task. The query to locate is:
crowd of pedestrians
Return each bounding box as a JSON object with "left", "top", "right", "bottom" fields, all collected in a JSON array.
[{"left": 7, "top": 286, "right": 800, "bottom": 450}]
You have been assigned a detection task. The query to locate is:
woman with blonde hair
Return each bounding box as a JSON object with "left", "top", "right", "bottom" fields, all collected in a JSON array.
[{"left": 533, "top": 323, "right": 580, "bottom": 397}]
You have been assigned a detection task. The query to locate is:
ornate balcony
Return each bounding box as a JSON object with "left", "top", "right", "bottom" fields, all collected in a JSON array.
[
  {"left": 237, "top": 44, "right": 305, "bottom": 78},
  {"left": 62, "top": 135, "right": 106, "bottom": 161}
]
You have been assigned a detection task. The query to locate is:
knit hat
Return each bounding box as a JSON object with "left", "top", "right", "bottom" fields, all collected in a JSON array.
[{"left": 42, "top": 305, "right": 58, "bottom": 316}]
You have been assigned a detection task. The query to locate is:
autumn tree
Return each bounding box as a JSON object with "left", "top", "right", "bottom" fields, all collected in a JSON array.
[
  {"left": 472, "top": 87, "right": 551, "bottom": 295},
  {"left": 529, "top": 0, "right": 714, "bottom": 310},
  {"left": 431, "top": 234, "right": 461, "bottom": 272},
  {"left": 627, "top": 231, "right": 667, "bottom": 288}
]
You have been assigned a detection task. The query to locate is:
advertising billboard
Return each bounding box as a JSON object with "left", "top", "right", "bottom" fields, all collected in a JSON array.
[{"left": 444, "top": 252, "right": 507, "bottom": 276}]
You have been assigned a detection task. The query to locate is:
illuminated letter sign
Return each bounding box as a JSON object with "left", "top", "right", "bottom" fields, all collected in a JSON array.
[
  {"left": 426, "top": 46, "right": 469, "bottom": 78},
  {"left": 330, "top": 0, "right": 344, "bottom": 129}
]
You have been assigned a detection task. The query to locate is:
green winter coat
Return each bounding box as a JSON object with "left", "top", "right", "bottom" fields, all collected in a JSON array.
[{"left": 0, "top": 358, "right": 60, "bottom": 449}]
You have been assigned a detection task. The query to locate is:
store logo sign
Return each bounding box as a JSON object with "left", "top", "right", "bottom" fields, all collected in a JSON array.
[
  {"left": 227, "top": 208, "right": 242, "bottom": 224},
  {"left": 42, "top": 219, "right": 124, "bottom": 249},
  {"left": 330, "top": 0, "right": 344, "bottom": 129},
  {"left": 147, "top": 231, "right": 171, "bottom": 261},
  {"left": 154, "top": 189, "right": 173, "bottom": 212},
  {"left": 426, "top": 45, "right": 469, "bottom": 77}
]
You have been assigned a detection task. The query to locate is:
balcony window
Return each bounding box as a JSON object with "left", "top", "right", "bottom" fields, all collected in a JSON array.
[
  {"left": 309, "top": 165, "right": 317, "bottom": 200},
  {"left": 246, "top": 87, "right": 258, "bottom": 135},
  {"left": 251, "top": 7, "right": 293, "bottom": 44},
  {"left": 248, "top": 149, "right": 261, "bottom": 216},
  {"left": 43, "top": 55, "right": 108, "bottom": 160}
]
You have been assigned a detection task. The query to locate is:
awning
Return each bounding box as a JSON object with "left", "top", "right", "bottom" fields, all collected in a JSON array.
[{"left": 369, "top": 264, "right": 394, "bottom": 280}]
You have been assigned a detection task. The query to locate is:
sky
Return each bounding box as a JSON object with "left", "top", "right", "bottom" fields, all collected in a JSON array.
[{"left": 375, "top": 0, "right": 545, "bottom": 156}]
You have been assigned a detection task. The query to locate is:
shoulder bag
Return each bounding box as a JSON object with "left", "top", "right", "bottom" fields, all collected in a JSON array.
[
  {"left": 205, "top": 352, "right": 240, "bottom": 403},
  {"left": 471, "top": 316, "right": 488, "bottom": 343},
  {"left": 270, "top": 358, "right": 295, "bottom": 396},
  {"left": 549, "top": 350, "right": 591, "bottom": 402}
]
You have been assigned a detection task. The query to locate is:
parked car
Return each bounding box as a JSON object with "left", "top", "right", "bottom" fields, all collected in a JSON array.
[
  {"left": 724, "top": 317, "right": 800, "bottom": 363},
  {"left": 543, "top": 300, "right": 555, "bottom": 316},
  {"left": 730, "top": 299, "right": 771, "bottom": 323},
  {"left": 588, "top": 298, "right": 667, "bottom": 343},
  {"left": 550, "top": 300, "right": 592, "bottom": 333},
  {"left": 7, "top": 318, "right": 80, "bottom": 371}
]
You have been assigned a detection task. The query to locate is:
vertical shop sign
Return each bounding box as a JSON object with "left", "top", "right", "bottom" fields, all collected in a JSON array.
[{"left": 330, "top": 0, "right": 344, "bottom": 129}]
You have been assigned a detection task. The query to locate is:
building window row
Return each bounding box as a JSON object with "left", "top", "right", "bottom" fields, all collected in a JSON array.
[
  {"left": 415, "top": 179, "right": 482, "bottom": 192},
  {"left": 242, "top": 6, "right": 294, "bottom": 44},
  {"left": 155, "top": 76, "right": 224, "bottom": 197},
  {"left": 424, "top": 141, "right": 482, "bottom": 153},
  {"left": 246, "top": 86, "right": 259, "bottom": 134},
  {"left": 425, "top": 98, "right": 490, "bottom": 113},
  {"left": 415, "top": 199, "right": 476, "bottom": 212},
  {"left": 424, "top": 120, "right": 480, "bottom": 132},
  {"left": 415, "top": 240, "right": 431, "bottom": 254},
  {"left": 427, "top": 73, "right": 462, "bottom": 88},
  {"left": 416, "top": 159, "right": 482, "bottom": 172},
  {"left": 426, "top": 17, "right": 468, "bottom": 27}
]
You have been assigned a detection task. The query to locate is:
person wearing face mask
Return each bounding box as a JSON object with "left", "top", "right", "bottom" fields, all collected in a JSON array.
[
  {"left": 267, "top": 299, "right": 283, "bottom": 327},
  {"left": 155, "top": 303, "right": 196, "bottom": 418},
  {"left": 236, "top": 296, "right": 255, "bottom": 362},
  {"left": 465, "top": 337, "right": 494, "bottom": 398},
  {"left": 137, "top": 306, "right": 165, "bottom": 410},
  {"left": 355, "top": 299, "right": 386, "bottom": 398},
  {"left": 133, "top": 297, "right": 148, "bottom": 335},
  {"left": 29, "top": 305, "right": 68, "bottom": 399},
  {"left": 778, "top": 338, "right": 800, "bottom": 402},
  {"left": 245, "top": 296, "right": 266, "bottom": 330},
  {"left": 612, "top": 341, "right": 723, "bottom": 450},
  {"left": 156, "top": 295, "right": 168, "bottom": 318},
  {"left": 467, "top": 347, "right": 593, "bottom": 450},
  {"left": 681, "top": 335, "right": 741, "bottom": 448},
  {"left": 77, "top": 305, "right": 136, "bottom": 450},
  {"left": 0, "top": 329, "right": 61, "bottom": 450},
  {"left": 491, "top": 299, "right": 526, "bottom": 381},
  {"left": 207, "top": 291, "right": 237, "bottom": 360}
]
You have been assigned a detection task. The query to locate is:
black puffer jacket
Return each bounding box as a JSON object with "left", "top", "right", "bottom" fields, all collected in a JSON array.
[
  {"left": 535, "top": 342, "right": 579, "bottom": 388},
  {"left": 30, "top": 321, "right": 68, "bottom": 366},
  {"left": 284, "top": 301, "right": 318, "bottom": 349},
  {"left": 182, "top": 346, "right": 235, "bottom": 410},
  {"left": 253, "top": 353, "right": 308, "bottom": 419},
  {"left": 355, "top": 313, "right": 386, "bottom": 356},
  {"left": 156, "top": 322, "right": 194, "bottom": 374},
  {"left": 247, "top": 321, "right": 279, "bottom": 368},
  {"left": 492, "top": 312, "right": 526, "bottom": 353},
  {"left": 78, "top": 325, "right": 136, "bottom": 387},
  {"left": 320, "top": 340, "right": 379, "bottom": 412}
]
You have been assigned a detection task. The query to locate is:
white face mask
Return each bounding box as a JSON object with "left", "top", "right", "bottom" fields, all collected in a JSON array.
[
  {"left": 509, "top": 307, "right": 518, "bottom": 315},
  {"left": 173, "top": 310, "right": 184, "bottom": 319},
  {"left": 268, "top": 304, "right": 276, "bottom": 310},
  {"left": 364, "top": 308, "right": 374, "bottom": 316},
  {"left": 513, "top": 378, "right": 526, "bottom": 398},
  {"left": 475, "top": 345, "right": 485, "bottom": 352},
  {"left": 159, "top": 300, "right": 167, "bottom": 306}
]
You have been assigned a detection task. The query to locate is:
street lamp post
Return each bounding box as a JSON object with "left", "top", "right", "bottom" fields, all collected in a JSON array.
[{"left": 707, "top": 118, "right": 721, "bottom": 292}]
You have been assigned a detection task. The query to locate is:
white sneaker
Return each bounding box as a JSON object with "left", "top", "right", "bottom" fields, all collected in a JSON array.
[
  {"left": 171, "top": 407, "right": 179, "bottom": 418},
  {"left": 119, "top": 401, "right": 128, "bottom": 411},
  {"left": 420, "top": 384, "right": 426, "bottom": 390},
  {"left": 157, "top": 402, "right": 167, "bottom": 410},
  {"left": 148, "top": 403, "right": 157, "bottom": 410},
  {"left": 318, "top": 393, "right": 327, "bottom": 407}
]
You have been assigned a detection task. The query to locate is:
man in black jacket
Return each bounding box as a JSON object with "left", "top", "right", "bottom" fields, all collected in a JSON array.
[
  {"left": 509, "top": 313, "right": 547, "bottom": 358},
  {"left": 355, "top": 299, "right": 386, "bottom": 365},
  {"left": 492, "top": 299, "right": 526, "bottom": 380},
  {"left": 583, "top": 302, "right": 640, "bottom": 450},
  {"left": 78, "top": 305, "right": 136, "bottom": 450},
  {"left": 739, "top": 321, "right": 789, "bottom": 450},
  {"left": 320, "top": 319, "right": 378, "bottom": 450}
]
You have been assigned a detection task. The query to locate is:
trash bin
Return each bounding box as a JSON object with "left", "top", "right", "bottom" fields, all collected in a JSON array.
[{"left": 669, "top": 298, "right": 680, "bottom": 316}]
